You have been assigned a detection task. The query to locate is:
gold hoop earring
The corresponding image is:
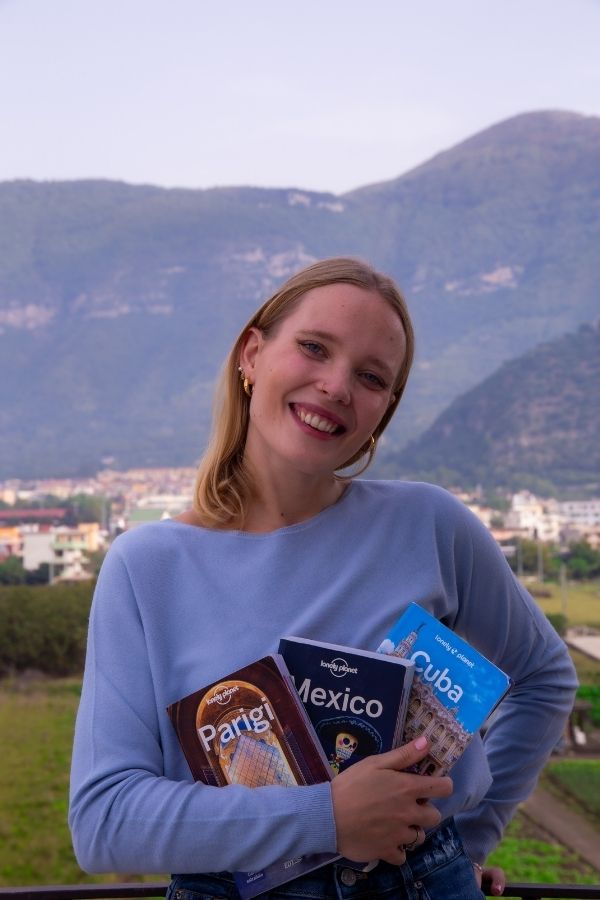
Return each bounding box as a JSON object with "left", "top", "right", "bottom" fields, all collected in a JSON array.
[
  {"left": 238, "top": 366, "right": 253, "bottom": 397},
  {"left": 335, "top": 434, "right": 377, "bottom": 481}
]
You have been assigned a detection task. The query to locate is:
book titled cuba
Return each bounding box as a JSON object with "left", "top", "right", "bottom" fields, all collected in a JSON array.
[
  {"left": 377, "top": 603, "right": 511, "bottom": 776},
  {"left": 278, "top": 636, "right": 415, "bottom": 775},
  {"left": 166, "top": 654, "right": 337, "bottom": 900}
]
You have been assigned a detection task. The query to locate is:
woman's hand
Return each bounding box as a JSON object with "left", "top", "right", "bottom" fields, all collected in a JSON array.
[
  {"left": 331, "top": 736, "right": 453, "bottom": 865},
  {"left": 474, "top": 863, "right": 506, "bottom": 896}
]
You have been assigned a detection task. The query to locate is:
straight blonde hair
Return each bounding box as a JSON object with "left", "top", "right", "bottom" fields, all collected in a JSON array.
[{"left": 193, "top": 257, "right": 415, "bottom": 528}]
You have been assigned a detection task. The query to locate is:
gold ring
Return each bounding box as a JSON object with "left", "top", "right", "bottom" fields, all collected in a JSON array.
[{"left": 403, "top": 825, "right": 421, "bottom": 851}]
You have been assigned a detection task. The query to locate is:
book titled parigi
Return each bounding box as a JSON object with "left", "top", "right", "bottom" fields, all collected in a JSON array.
[
  {"left": 377, "top": 603, "right": 511, "bottom": 776},
  {"left": 167, "top": 654, "right": 337, "bottom": 899}
]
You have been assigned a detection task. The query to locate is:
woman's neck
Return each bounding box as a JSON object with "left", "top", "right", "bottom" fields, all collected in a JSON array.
[{"left": 242, "top": 465, "right": 347, "bottom": 533}]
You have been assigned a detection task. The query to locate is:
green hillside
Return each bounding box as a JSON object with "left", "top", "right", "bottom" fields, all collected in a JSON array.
[
  {"left": 1, "top": 110, "right": 599, "bottom": 479},
  {"left": 389, "top": 322, "right": 600, "bottom": 495}
]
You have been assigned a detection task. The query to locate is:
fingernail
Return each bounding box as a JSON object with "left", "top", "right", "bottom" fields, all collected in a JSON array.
[{"left": 415, "top": 736, "right": 427, "bottom": 750}]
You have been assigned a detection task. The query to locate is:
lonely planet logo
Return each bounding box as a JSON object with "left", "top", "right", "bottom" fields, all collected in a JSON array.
[{"left": 320, "top": 656, "right": 359, "bottom": 678}]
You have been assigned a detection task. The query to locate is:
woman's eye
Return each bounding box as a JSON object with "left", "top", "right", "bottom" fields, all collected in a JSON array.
[
  {"left": 360, "top": 371, "right": 386, "bottom": 389},
  {"left": 299, "top": 341, "right": 325, "bottom": 357}
]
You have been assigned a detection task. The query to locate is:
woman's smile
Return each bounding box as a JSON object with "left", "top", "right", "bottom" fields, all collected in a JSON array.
[{"left": 290, "top": 402, "right": 347, "bottom": 438}]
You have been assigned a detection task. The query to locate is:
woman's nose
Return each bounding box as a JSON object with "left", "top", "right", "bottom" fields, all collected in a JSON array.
[{"left": 318, "top": 368, "right": 352, "bottom": 404}]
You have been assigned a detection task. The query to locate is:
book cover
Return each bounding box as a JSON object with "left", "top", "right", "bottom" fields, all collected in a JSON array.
[
  {"left": 278, "top": 636, "right": 414, "bottom": 775},
  {"left": 167, "top": 654, "right": 337, "bottom": 899},
  {"left": 376, "top": 603, "right": 512, "bottom": 776}
]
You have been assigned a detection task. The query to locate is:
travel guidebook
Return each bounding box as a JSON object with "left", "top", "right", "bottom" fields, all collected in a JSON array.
[
  {"left": 278, "top": 636, "right": 414, "bottom": 775},
  {"left": 376, "top": 603, "right": 512, "bottom": 776},
  {"left": 166, "top": 654, "right": 337, "bottom": 899},
  {"left": 278, "top": 636, "right": 415, "bottom": 873}
]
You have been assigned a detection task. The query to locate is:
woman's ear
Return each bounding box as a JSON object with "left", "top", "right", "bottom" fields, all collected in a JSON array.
[{"left": 239, "top": 326, "right": 264, "bottom": 374}]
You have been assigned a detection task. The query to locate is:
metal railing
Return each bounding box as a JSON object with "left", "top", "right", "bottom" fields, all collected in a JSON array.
[{"left": 2, "top": 882, "right": 600, "bottom": 899}]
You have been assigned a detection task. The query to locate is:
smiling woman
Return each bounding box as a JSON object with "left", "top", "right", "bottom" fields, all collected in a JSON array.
[
  {"left": 193, "top": 258, "right": 414, "bottom": 532},
  {"left": 69, "top": 257, "right": 577, "bottom": 900}
]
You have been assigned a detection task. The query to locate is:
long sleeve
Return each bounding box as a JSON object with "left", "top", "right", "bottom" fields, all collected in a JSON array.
[
  {"left": 69, "top": 542, "right": 337, "bottom": 874},
  {"left": 449, "top": 505, "right": 578, "bottom": 863}
]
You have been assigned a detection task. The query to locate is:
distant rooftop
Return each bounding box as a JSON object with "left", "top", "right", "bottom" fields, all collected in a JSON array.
[{"left": 0, "top": 508, "right": 67, "bottom": 521}]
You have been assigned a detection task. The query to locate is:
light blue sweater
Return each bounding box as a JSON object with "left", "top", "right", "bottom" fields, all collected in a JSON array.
[{"left": 69, "top": 480, "right": 577, "bottom": 874}]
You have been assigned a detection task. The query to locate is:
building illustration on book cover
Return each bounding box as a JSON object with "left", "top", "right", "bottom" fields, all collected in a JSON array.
[
  {"left": 167, "top": 655, "right": 333, "bottom": 790},
  {"left": 377, "top": 603, "right": 511, "bottom": 776},
  {"left": 195, "top": 678, "right": 301, "bottom": 788}
]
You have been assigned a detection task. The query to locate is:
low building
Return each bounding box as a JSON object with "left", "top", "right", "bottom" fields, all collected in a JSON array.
[{"left": 22, "top": 524, "right": 104, "bottom": 582}]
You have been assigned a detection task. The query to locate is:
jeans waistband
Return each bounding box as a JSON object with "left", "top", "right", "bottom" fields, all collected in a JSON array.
[{"left": 168, "top": 818, "right": 477, "bottom": 899}]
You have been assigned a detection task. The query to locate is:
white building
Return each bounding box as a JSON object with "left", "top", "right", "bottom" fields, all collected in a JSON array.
[
  {"left": 22, "top": 524, "right": 103, "bottom": 582},
  {"left": 505, "top": 492, "right": 600, "bottom": 544}
]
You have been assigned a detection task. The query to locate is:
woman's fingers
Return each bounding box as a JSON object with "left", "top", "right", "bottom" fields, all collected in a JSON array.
[
  {"left": 483, "top": 865, "right": 506, "bottom": 896},
  {"left": 331, "top": 737, "right": 454, "bottom": 864}
]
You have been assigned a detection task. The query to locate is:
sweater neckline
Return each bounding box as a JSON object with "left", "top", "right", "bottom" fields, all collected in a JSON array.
[{"left": 165, "top": 480, "right": 357, "bottom": 538}]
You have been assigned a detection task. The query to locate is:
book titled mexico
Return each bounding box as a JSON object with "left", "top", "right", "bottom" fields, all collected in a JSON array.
[
  {"left": 166, "top": 654, "right": 337, "bottom": 900},
  {"left": 376, "top": 603, "right": 512, "bottom": 776},
  {"left": 278, "top": 636, "right": 415, "bottom": 775}
]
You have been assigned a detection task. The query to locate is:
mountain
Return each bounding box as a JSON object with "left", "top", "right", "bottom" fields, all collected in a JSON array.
[
  {"left": 1, "top": 110, "right": 599, "bottom": 479},
  {"left": 386, "top": 322, "right": 600, "bottom": 496}
]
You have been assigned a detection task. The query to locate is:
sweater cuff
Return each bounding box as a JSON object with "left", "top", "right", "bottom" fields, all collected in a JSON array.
[
  {"left": 291, "top": 781, "right": 338, "bottom": 856},
  {"left": 454, "top": 813, "right": 497, "bottom": 865}
]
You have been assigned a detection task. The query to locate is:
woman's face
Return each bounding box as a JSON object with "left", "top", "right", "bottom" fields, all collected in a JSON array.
[{"left": 239, "top": 283, "right": 406, "bottom": 483}]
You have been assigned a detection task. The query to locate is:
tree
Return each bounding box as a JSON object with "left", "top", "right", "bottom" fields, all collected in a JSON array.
[
  {"left": 65, "top": 493, "right": 109, "bottom": 525},
  {"left": 565, "top": 540, "right": 600, "bottom": 580},
  {"left": 0, "top": 555, "right": 26, "bottom": 585},
  {"left": 507, "top": 539, "right": 560, "bottom": 580}
]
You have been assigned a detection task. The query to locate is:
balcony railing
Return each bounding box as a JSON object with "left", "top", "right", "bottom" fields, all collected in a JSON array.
[{"left": 1, "top": 883, "right": 599, "bottom": 899}]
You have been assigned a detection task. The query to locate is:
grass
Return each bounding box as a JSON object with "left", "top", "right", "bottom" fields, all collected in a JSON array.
[
  {"left": 0, "top": 676, "right": 164, "bottom": 886},
  {"left": 488, "top": 813, "right": 599, "bottom": 884},
  {"left": 488, "top": 812, "right": 599, "bottom": 883},
  {"left": 545, "top": 759, "right": 600, "bottom": 822},
  {"left": 569, "top": 649, "right": 600, "bottom": 687},
  {"left": 0, "top": 677, "right": 84, "bottom": 885},
  {"left": 526, "top": 578, "right": 600, "bottom": 629}
]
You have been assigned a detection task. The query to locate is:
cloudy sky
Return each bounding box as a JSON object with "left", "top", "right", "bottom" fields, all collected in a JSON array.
[{"left": 2, "top": 0, "right": 599, "bottom": 194}]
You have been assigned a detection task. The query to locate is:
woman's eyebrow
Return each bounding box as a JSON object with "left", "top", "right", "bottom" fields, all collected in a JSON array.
[{"left": 296, "top": 329, "right": 395, "bottom": 379}]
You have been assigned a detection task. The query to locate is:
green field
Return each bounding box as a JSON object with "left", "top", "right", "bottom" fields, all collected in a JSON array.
[
  {"left": 487, "top": 813, "right": 599, "bottom": 884},
  {"left": 488, "top": 814, "right": 600, "bottom": 884},
  {"left": 545, "top": 758, "right": 600, "bottom": 822},
  {"left": 0, "top": 677, "right": 86, "bottom": 885},
  {"left": 527, "top": 578, "right": 600, "bottom": 629},
  {"left": 1, "top": 675, "right": 599, "bottom": 889},
  {"left": 0, "top": 677, "right": 165, "bottom": 886}
]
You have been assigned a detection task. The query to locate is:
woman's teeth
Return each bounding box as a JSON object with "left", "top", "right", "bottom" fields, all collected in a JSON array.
[{"left": 297, "top": 408, "right": 339, "bottom": 434}]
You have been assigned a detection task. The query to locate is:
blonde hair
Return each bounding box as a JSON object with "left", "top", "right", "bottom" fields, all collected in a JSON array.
[{"left": 193, "top": 257, "right": 415, "bottom": 528}]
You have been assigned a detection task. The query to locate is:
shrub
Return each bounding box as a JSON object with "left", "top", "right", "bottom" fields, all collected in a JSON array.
[
  {"left": 546, "top": 612, "right": 568, "bottom": 636},
  {"left": 577, "top": 685, "right": 600, "bottom": 727},
  {"left": 0, "top": 582, "right": 93, "bottom": 677}
]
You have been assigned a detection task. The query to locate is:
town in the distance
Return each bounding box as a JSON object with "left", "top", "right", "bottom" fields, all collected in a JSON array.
[{"left": 0, "top": 467, "right": 599, "bottom": 587}]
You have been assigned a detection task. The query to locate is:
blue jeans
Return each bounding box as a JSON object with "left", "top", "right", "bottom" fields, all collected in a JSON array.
[{"left": 166, "top": 818, "right": 485, "bottom": 899}]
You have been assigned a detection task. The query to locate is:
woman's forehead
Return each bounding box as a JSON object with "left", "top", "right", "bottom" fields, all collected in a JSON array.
[
  {"left": 278, "top": 283, "right": 406, "bottom": 357},
  {"left": 284, "top": 282, "right": 401, "bottom": 327}
]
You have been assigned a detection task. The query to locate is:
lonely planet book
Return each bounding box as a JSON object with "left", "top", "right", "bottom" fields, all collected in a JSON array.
[
  {"left": 278, "top": 636, "right": 414, "bottom": 774},
  {"left": 377, "top": 603, "right": 511, "bottom": 776},
  {"left": 167, "top": 654, "right": 336, "bottom": 899}
]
